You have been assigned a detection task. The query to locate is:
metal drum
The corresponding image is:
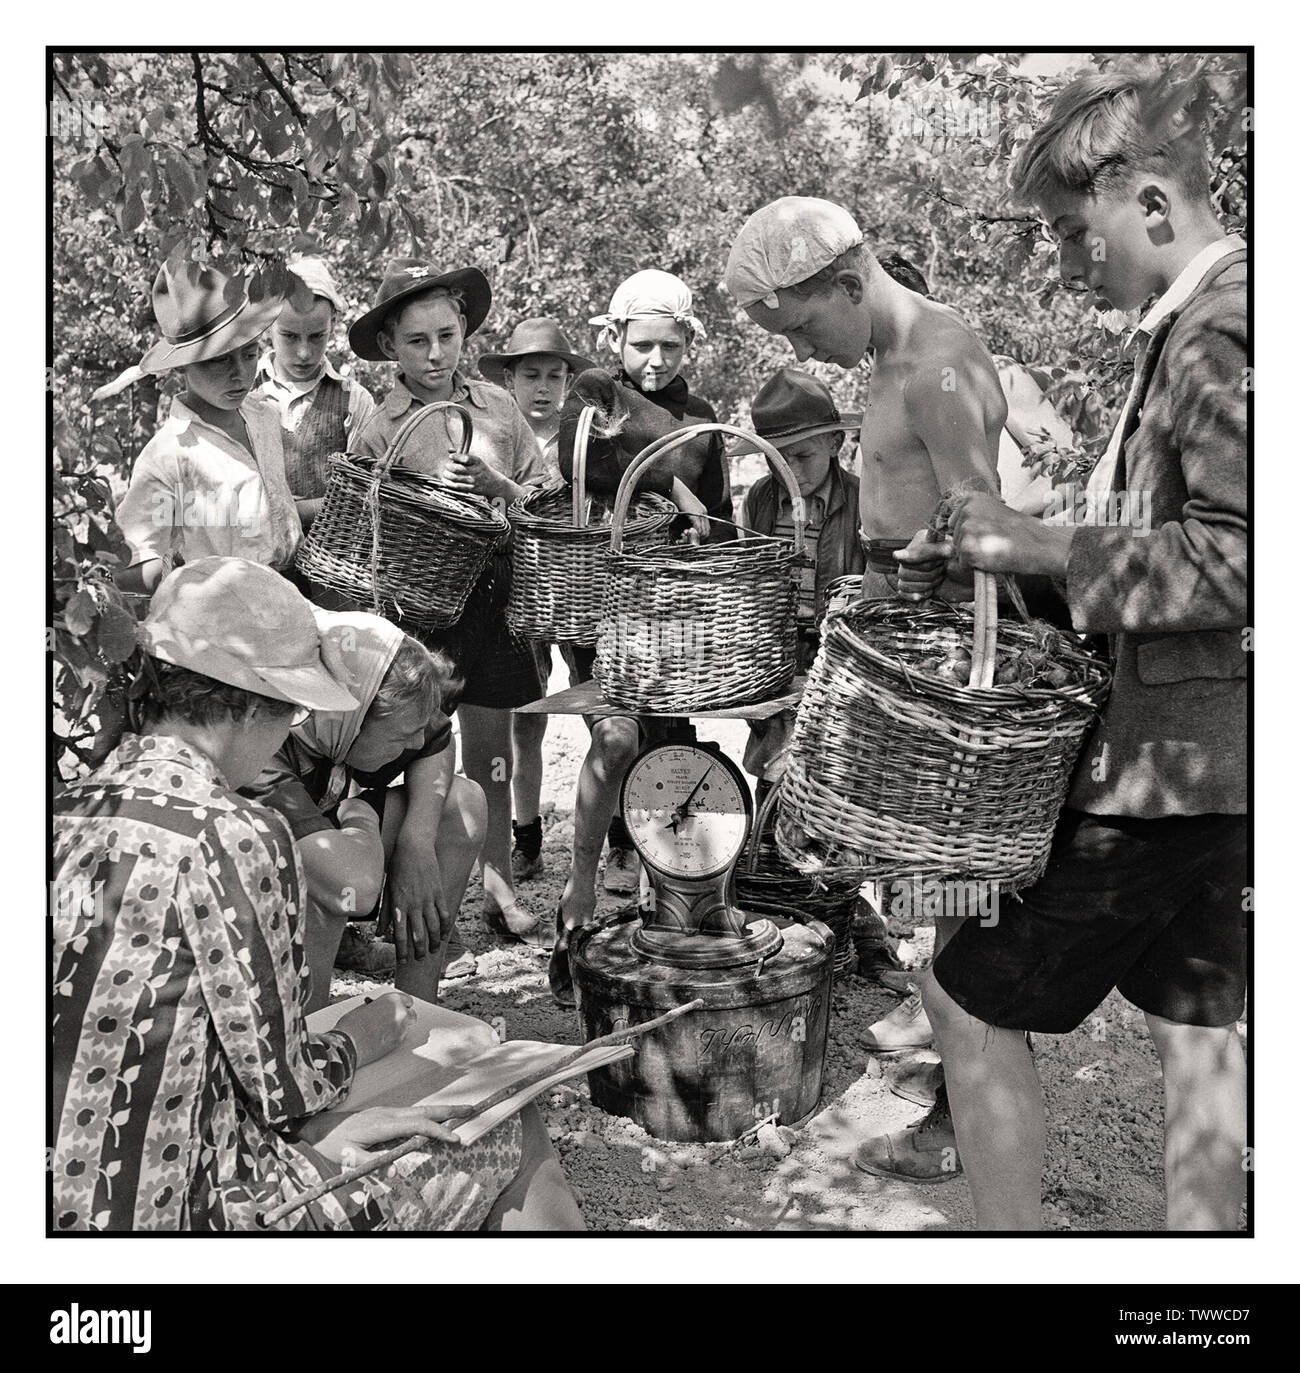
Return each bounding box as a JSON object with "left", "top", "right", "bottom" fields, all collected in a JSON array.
[{"left": 571, "top": 912, "right": 834, "bottom": 1142}]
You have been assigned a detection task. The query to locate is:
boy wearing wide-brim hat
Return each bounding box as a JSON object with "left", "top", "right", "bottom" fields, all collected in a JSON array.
[
  {"left": 349, "top": 259, "right": 554, "bottom": 949},
  {"left": 115, "top": 258, "right": 302, "bottom": 596},
  {"left": 735, "top": 367, "right": 865, "bottom": 630},
  {"left": 252, "top": 256, "right": 377, "bottom": 531},
  {"left": 477, "top": 317, "right": 593, "bottom": 887},
  {"left": 736, "top": 367, "right": 865, "bottom": 806},
  {"left": 736, "top": 370, "right": 905, "bottom": 993},
  {"left": 478, "top": 317, "right": 593, "bottom": 469}
]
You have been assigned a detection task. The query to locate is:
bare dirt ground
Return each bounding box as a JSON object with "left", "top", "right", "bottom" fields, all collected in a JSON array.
[{"left": 332, "top": 673, "right": 1234, "bottom": 1233}]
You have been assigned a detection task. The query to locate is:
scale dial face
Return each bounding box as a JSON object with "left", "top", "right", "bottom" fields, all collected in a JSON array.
[{"left": 621, "top": 743, "right": 751, "bottom": 882}]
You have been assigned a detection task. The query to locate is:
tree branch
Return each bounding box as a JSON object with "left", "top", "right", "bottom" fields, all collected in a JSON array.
[{"left": 252, "top": 52, "right": 307, "bottom": 127}]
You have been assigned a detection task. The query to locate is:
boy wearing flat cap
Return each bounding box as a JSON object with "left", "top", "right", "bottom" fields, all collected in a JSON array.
[
  {"left": 349, "top": 259, "right": 553, "bottom": 950},
  {"left": 253, "top": 256, "right": 376, "bottom": 532},
  {"left": 726, "top": 197, "right": 1005, "bottom": 601},
  {"left": 116, "top": 256, "right": 302, "bottom": 595}
]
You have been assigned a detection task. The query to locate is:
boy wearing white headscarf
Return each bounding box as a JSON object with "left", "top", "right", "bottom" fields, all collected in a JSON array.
[
  {"left": 547, "top": 270, "right": 735, "bottom": 1006},
  {"left": 726, "top": 197, "right": 1005, "bottom": 600},
  {"left": 726, "top": 197, "right": 1010, "bottom": 1181}
]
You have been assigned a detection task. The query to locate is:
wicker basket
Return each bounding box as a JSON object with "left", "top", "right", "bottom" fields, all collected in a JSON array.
[
  {"left": 775, "top": 575, "right": 1112, "bottom": 893},
  {"left": 736, "top": 783, "right": 859, "bottom": 975},
  {"left": 505, "top": 406, "right": 677, "bottom": 644},
  {"left": 595, "top": 424, "right": 803, "bottom": 712},
  {"left": 294, "top": 402, "right": 510, "bottom": 628}
]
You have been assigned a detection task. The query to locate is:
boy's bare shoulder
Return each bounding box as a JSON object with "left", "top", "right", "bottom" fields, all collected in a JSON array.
[
  {"left": 912, "top": 302, "right": 1000, "bottom": 375},
  {"left": 902, "top": 305, "right": 1007, "bottom": 422}
]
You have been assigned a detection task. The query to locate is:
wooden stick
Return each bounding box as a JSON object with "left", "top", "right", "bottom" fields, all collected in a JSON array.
[
  {"left": 256, "top": 998, "right": 705, "bottom": 1228},
  {"left": 734, "top": 1111, "right": 779, "bottom": 1143}
]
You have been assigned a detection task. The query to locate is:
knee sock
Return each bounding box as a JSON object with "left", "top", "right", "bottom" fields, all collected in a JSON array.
[
  {"left": 607, "top": 814, "right": 632, "bottom": 851},
  {"left": 512, "top": 817, "right": 542, "bottom": 860}
]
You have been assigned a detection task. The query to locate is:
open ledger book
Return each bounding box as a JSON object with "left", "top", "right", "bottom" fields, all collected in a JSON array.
[{"left": 305, "top": 996, "right": 633, "bottom": 1146}]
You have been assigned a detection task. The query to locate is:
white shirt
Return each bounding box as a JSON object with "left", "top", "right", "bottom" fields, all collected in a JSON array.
[
  {"left": 116, "top": 395, "right": 303, "bottom": 571},
  {"left": 1082, "top": 235, "right": 1246, "bottom": 502}
]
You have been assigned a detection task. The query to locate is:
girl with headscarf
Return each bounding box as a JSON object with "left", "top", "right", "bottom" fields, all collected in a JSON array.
[{"left": 243, "top": 609, "right": 485, "bottom": 1008}]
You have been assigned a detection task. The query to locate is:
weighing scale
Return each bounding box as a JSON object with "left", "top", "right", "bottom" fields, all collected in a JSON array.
[
  {"left": 620, "top": 736, "right": 782, "bottom": 969},
  {"left": 518, "top": 685, "right": 835, "bottom": 1142}
]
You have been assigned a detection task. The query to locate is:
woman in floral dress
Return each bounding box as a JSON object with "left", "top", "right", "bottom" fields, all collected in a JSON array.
[{"left": 52, "top": 557, "right": 582, "bottom": 1232}]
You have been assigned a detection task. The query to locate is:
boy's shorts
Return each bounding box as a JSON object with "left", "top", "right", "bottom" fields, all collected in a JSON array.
[
  {"left": 418, "top": 553, "right": 549, "bottom": 712},
  {"left": 932, "top": 809, "right": 1248, "bottom": 1033}
]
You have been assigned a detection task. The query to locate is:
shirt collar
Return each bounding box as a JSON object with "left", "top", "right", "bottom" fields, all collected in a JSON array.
[
  {"left": 115, "top": 732, "right": 226, "bottom": 788},
  {"left": 257, "top": 352, "right": 346, "bottom": 394},
  {"left": 168, "top": 394, "right": 259, "bottom": 439},
  {"left": 383, "top": 369, "right": 485, "bottom": 418},
  {"left": 1135, "top": 235, "right": 1247, "bottom": 340}
]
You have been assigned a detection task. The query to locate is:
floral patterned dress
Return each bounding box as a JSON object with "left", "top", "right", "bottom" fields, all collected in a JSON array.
[{"left": 52, "top": 733, "right": 520, "bottom": 1232}]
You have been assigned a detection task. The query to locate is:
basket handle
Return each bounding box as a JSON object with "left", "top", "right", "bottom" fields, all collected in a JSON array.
[
  {"left": 570, "top": 405, "right": 595, "bottom": 529},
  {"left": 608, "top": 423, "right": 805, "bottom": 556},
  {"left": 379, "top": 401, "right": 474, "bottom": 477},
  {"left": 743, "top": 778, "right": 784, "bottom": 874},
  {"left": 969, "top": 570, "right": 999, "bottom": 689}
]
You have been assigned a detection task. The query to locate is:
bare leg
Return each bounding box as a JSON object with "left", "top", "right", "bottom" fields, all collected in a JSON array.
[
  {"left": 482, "top": 1102, "right": 585, "bottom": 1231},
  {"left": 559, "top": 715, "right": 641, "bottom": 932},
  {"left": 457, "top": 704, "right": 532, "bottom": 927},
  {"left": 511, "top": 711, "right": 548, "bottom": 827},
  {"left": 924, "top": 971, "right": 1044, "bottom": 1229},
  {"left": 302, "top": 898, "right": 349, "bottom": 1017},
  {"left": 381, "top": 778, "right": 488, "bottom": 1002},
  {"left": 1145, "top": 1012, "right": 1247, "bottom": 1231}
]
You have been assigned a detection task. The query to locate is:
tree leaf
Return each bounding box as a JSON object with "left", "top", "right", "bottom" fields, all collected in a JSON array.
[
  {"left": 93, "top": 604, "right": 139, "bottom": 663},
  {"left": 120, "top": 189, "right": 145, "bottom": 234},
  {"left": 63, "top": 590, "right": 98, "bottom": 637}
]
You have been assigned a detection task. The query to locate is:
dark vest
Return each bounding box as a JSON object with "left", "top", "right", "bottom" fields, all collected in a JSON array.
[{"left": 281, "top": 375, "right": 349, "bottom": 499}]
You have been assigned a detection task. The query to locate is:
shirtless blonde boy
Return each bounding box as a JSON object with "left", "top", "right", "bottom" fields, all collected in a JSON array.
[{"left": 725, "top": 196, "right": 1010, "bottom": 1180}]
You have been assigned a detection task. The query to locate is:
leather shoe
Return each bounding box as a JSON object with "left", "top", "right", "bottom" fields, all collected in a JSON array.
[
  {"left": 853, "top": 1090, "right": 961, "bottom": 1183},
  {"left": 483, "top": 904, "right": 553, "bottom": 949},
  {"left": 863, "top": 991, "right": 933, "bottom": 1052},
  {"left": 549, "top": 907, "right": 577, "bottom": 1007},
  {"left": 887, "top": 1054, "right": 944, "bottom": 1108}
]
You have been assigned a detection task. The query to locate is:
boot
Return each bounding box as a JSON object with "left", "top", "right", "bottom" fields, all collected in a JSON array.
[
  {"left": 852, "top": 901, "right": 912, "bottom": 994},
  {"left": 853, "top": 1087, "right": 962, "bottom": 1183},
  {"left": 887, "top": 1054, "right": 944, "bottom": 1108}
]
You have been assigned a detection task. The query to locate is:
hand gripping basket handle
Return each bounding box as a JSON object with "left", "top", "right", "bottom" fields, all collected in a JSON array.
[
  {"left": 378, "top": 401, "right": 475, "bottom": 478},
  {"left": 608, "top": 423, "right": 806, "bottom": 556},
  {"left": 571, "top": 405, "right": 596, "bottom": 529}
]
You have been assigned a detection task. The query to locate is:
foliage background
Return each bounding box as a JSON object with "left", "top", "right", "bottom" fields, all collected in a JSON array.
[{"left": 49, "top": 50, "right": 1249, "bottom": 777}]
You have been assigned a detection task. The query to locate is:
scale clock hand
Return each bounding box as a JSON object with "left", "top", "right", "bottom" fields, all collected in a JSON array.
[{"left": 668, "top": 763, "right": 715, "bottom": 829}]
